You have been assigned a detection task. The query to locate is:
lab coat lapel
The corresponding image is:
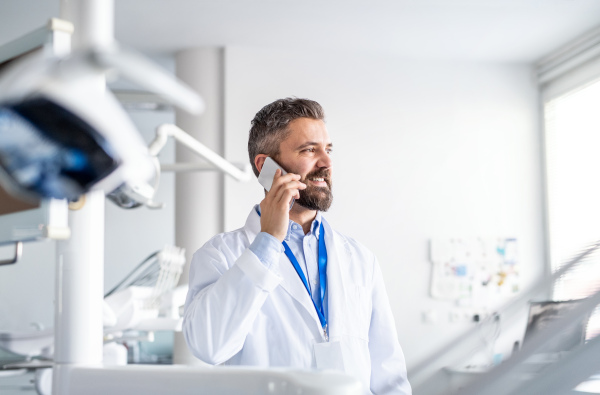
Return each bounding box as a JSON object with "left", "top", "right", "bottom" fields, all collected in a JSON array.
[
  {"left": 322, "top": 218, "right": 348, "bottom": 341},
  {"left": 277, "top": 252, "right": 323, "bottom": 330},
  {"left": 243, "top": 207, "right": 323, "bottom": 332}
]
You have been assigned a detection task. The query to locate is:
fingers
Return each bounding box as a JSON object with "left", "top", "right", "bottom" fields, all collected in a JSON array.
[
  {"left": 274, "top": 180, "right": 305, "bottom": 204},
  {"left": 268, "top": 170, "right": 305, "bottom": 206},
  {"left": 271, "top": 170, "right": 301, "bottom": 189},
  {"left": 259, "top": 170, "right": 305, "bottom": 241}
]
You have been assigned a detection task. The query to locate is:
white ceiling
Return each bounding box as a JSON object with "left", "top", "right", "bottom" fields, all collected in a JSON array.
[{"left": 1, "top": 0, "right": 600, "bottom": 63}]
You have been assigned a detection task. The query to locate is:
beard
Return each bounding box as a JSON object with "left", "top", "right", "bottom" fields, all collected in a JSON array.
[{"left": 296, "top": 168, "right": 333, "bottom": 212}]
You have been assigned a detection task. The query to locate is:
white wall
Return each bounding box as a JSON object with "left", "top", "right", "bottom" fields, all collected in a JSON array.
[{"left": 223, "top": 47, "right": 544, "bottom": 371}]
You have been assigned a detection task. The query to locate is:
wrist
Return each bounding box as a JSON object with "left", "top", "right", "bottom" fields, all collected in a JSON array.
[
  {"left": 261, "top": 228, "right": 285, "bottom": 242},
  {"left": 250, "top": 232, "right": 284, "bottom": 268}
]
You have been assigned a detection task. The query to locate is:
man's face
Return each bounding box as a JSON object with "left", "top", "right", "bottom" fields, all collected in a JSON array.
[{"left": 275, "top": 118, "right": 333, "bottom": 211}]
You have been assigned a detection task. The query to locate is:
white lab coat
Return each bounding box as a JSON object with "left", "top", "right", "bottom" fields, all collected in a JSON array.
[{"left": 183, "top": 208, "right": 411, "bottom": 395}]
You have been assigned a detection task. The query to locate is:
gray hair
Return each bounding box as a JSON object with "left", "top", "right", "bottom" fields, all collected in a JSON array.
[{"left": 248, "top": 98, "right": 325, "bottom": 177}]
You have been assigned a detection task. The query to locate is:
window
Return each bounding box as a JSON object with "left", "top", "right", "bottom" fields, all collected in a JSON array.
[
  {"left": 540, "top": 27, "right": 600, "bottom": 339},
  {"left": 544, "top": 75, "right": 600, "bottom": 339}
]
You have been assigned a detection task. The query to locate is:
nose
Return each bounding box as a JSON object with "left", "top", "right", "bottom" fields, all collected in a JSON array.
[{"left": 317, "top": 148, "right": 332, "bottom": 169}]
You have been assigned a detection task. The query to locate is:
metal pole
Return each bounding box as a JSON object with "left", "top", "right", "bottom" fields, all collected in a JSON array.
[
  {"left": 54, "top": 1, "right": 113, "bottom": 393},
  {"left": 53, "top": 191, "right": 105, "bottom": 395}
]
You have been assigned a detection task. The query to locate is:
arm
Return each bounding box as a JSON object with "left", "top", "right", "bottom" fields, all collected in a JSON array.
[
  {"left": 183, "top": 169, "right": 305, "bottom": 364},
  {"left": 369, "top": 258, "right": 412, "bottom": 395},
  {"left": 182, "top": 235, "right": 282, "bottom": 364}
]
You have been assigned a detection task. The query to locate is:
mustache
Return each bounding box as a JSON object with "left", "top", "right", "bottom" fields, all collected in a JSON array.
[{"left": 304, "top": 169, "right": 331, "bottom": 182}]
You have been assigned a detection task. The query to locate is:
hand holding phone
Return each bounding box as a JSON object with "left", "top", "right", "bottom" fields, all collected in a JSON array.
[
  {"left": 257, "top": 157, "right": 306, "bottom": 241},
  {"left": 258, "top": 157, "right": 295, "bottom": 210}
]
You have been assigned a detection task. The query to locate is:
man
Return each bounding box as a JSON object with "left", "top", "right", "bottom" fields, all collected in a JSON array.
[{"left": 183, "top": 98, "right": 411, "bottom": 395}]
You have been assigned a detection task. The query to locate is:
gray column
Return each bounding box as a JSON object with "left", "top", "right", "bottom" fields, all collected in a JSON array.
[{"left": 173, "top": 47, "right": 225, "bottom": 365}]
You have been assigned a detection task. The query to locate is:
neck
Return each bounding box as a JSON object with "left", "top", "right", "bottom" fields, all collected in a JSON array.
[{"left": 289, "top": 204, "right": 317, "bottom": 235}]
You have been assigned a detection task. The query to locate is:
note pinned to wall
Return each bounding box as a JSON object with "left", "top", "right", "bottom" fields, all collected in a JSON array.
[{"left": 429, "top": 238, "right": 519, "bottom": 304}]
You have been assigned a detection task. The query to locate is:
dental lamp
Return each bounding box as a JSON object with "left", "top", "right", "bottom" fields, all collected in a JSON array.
[{"left": 0, "top": 45, "right": 204, "bottom": 202}]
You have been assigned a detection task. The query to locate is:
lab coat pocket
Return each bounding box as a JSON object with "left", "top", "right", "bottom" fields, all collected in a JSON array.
[{"left": 343, "top": 284, "right": 371, "bottom": 341}]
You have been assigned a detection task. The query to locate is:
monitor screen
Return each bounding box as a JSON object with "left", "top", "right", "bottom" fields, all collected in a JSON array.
[{"left": 523, "top": 300, "right": 589, "bottom": 353}]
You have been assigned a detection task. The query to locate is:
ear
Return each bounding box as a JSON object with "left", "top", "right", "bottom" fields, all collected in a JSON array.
[{"left": 254, "top": 154, "right": 268, "bottom": 174}]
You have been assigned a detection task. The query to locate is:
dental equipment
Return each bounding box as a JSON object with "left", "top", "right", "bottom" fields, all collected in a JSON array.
[
  {"left": 107, "top": 123, "right": 254, "bottom": 210},
  {"left": 104, "top": 246, "right": 186, "bottom": 332},
  {"left": 0, "top": 51, "right": 154, "bottom": 201},
  {"left": 149, "top": 123, "right": 253, "bottom": 180},
  {"left": 0, "top": 6, "right": 362, "bottom": 394},
  {"left": 0, "top": 20, "right": 203, "bottom": 203}
]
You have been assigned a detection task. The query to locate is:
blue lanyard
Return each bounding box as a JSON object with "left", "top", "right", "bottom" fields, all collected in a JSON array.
[
  {"left": 256, "top": 209, "right": 328, "bottom": 338},
  {"left": 282, "top": 221, "right": 328, "bottom": 332}
]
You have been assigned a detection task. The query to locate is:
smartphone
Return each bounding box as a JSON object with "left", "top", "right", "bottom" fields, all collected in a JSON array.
[{"left": 258, "top": 157, "right": 295, "bottom": 209}]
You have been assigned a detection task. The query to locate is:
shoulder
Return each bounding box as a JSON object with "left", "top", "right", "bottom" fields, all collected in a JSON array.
[
  {"left": 192, "top": 227, "right": 250, "bottom": 265},
  {"left": 325, "top": 220, "right": 378, "bottom": 280},
  {"left": 208, "top": 227, "right": 249, "bottom": 247},
  {"left": 334, "top": 229, "right": 374, "bottom": 259}
]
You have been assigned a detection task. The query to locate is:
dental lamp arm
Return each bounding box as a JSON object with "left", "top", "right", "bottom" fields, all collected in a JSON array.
[
  {"left": 149, "top": 123, "right": 253, "bottom": 182},
  {"left": 91, "top": 48, "right": 203, "bottom": 115},
  {"left": 109, "top": 123, "right": 252, "bottom": 210}
]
